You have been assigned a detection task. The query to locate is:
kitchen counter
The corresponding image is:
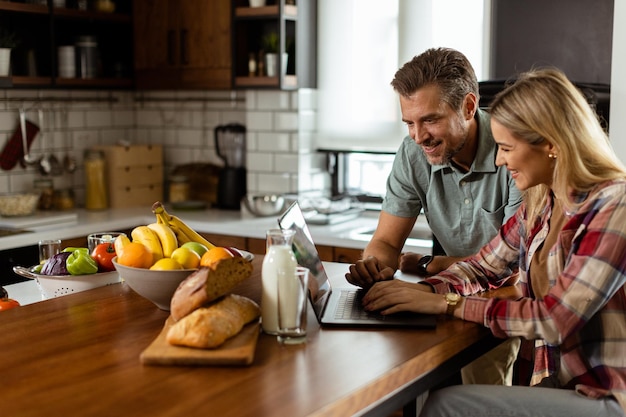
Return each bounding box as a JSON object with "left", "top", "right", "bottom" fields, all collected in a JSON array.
[{"left": 0, "top": 206, "right": 432, "bottom": 253}]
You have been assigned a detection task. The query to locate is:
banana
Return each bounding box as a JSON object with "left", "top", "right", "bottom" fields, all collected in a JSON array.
[
  {"left": 168, "top": 223, "right": 193, "bottom": 245},
  {"left": 147, "top": 222, "right": 178, "bottom": 258},
  {"left": 131, "top": 225, "right": 164, "bottom": 264},
  {"left": 152, "top": 201, "right": 215, "bottom": 249},
  {"left": 114, "top": 234, "right": 131, "bottom": 258}
]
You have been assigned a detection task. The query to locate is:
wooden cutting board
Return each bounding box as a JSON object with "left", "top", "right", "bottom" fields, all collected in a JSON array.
[{"left": 140, "top": 316, "right": 260, "bottom": 366}]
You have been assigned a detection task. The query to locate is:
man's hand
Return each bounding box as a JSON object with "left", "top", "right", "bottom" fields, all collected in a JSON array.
[
  {"left": 399, "top": 252, "right": 429, "bottom": 275},
  {"left": 345, "top": 256, "right": 395, "bottom": 289}
]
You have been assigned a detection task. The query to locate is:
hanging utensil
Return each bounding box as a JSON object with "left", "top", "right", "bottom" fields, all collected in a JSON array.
[
  {"left": 48, "top": 109, "right": 63, "bottom": 176},
  {"left": 38, "top": 109, "right": 52, "bottom": 176},
  {"left": 62, "top": 109, "right": 76, "bottom": 173},
  {"left": 21, "top": 108, "right": 40, "bottom": 166}
]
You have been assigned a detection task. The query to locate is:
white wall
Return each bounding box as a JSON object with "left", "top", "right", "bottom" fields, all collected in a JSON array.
[{"left": 610, "top": 0, "right": 626, "bottom": 163}]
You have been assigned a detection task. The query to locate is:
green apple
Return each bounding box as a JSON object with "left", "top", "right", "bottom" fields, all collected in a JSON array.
[{"left": 181, "top": 241, "right": 209, "bottom": 258}]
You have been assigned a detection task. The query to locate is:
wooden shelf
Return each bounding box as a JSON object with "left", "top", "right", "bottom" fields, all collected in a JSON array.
[
  {"left": 55, "top": 77, "right": 133, "bottom": 88},
  {"left": 0, "top": 1, "right": 48, "bottom": 14},
  {"left": 234, "top": 74, "right": 297, "bottom": 89},
  {"left": 234, "top": 4, "right": 297, "bottom": 18},
  {"left": 52, "top": 7, "right": 131, "bottom": 23}
]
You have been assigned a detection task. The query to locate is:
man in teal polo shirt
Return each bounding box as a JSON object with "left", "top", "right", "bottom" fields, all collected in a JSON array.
[{"left": 346, "top": 47, "right": 522, "bottom": 385}]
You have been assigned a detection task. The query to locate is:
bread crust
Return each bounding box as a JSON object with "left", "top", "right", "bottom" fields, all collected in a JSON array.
[
  {"left": 166, "top": 294, "right": 260, "bottom": 348},
  {"left": 170, "top": 257, "right": 253, "bottom": 321}
]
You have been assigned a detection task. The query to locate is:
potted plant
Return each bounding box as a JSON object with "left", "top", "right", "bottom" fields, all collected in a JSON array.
[
  {"left": 262, "top": 32, "right": 280, "bottom": 77},
  {"left": 0, "top": 28, "right": 18, "bottom": 77},
  {"left": 262, "top": 32, "right": 288, "bottom": 78}
]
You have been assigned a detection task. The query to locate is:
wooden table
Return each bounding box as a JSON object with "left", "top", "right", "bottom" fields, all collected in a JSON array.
[{"left": 0, "top": 257, "right": 513, "bottom": 417}]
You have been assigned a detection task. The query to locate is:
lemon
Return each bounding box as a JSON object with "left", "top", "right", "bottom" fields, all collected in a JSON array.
[
  {"left": 149, "top": 258, "right": 184, "bottom": 271},
  {"left": 170, "top": 246, "right": 201, "bottom": 269}
]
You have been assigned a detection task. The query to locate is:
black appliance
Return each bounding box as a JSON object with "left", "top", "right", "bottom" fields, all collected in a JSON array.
[
  {"left": 215, "top": 123, "right": 247, "bottom": 210},
  {"left": 479, "top": 80, "right": 610, "bottom": 130}
]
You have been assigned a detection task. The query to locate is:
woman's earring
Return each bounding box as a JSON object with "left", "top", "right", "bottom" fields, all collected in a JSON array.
[{"left": 548, "top": 153, "right": 557, "bottom": 159}]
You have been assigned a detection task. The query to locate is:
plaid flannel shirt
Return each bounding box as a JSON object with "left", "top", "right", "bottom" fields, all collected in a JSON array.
[{"left": 424, "top": 180, "right": 626, "bottom": 412}]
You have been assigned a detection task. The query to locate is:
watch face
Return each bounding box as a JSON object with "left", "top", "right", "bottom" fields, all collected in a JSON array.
[{"left": 446, "top": 293, "right": 461, "bottom": 303}]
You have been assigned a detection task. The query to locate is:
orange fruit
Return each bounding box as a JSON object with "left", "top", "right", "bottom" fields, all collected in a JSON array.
[
  {"left": 200, "top": 246, "right": 233, "bottom": 269},
  {"left": 116, "top": 242, "right": 153, "bottom": 269}
]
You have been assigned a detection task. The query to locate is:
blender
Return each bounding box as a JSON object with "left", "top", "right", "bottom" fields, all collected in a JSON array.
[{"left": 215, "top": 123, "right": 247, "bottom": 210}]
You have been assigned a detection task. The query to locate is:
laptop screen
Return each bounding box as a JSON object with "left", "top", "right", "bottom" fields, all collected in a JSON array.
[{"left": 278, "top": 201, "right": 332, "bottom": 321}]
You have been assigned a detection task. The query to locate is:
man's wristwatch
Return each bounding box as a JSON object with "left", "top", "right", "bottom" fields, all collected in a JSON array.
[
  {"left": 416, "top": 255, "right": 433, "bottom": 276},
  {"left": 444, "top": 293, "right": 462, "bottom": 316}
]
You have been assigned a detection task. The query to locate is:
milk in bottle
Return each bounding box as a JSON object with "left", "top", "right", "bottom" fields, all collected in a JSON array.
[{"left": 261, "top": 229, "right": 297, "bottom": 334}]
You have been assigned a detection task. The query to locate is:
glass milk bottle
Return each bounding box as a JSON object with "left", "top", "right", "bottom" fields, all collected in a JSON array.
[{"left": 261, "top": 229, "right": 297, "bottom": 335}]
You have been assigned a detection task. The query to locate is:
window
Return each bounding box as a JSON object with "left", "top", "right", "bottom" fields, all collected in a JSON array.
[{"left": 316, "top": 0, "right": 488, "bottom": 196}]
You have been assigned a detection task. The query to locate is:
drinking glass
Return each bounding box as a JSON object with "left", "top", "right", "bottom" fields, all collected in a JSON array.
[
  {"left": 87, "top": 232, "right": 126, "bottom": 253},
  {"left": 38, "top": 239, "right": 61, "bottom": 263},
  {"left": 277, "top": 266, "right": 310, "bottom": 344}
]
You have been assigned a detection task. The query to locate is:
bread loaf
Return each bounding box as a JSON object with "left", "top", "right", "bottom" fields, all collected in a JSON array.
[
  {"left": 166, "top": 294, "right": 260, "bottom": 349},
  {"left": 170, "top": 257, "right": 253, "bottom": 321}
]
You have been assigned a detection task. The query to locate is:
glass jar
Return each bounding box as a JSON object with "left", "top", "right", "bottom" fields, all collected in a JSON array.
[
  {"left": 261, "top": 229, "right": 297, "bottom": 335},
  {"left": 53, "top": 189, "right": 76, "bottom": 210},
  {"left": 33, "top": 178, "right": 54, "bottom": 210},
  {"left": 169, "top": 175, "right": 190, "bottom": 203},
  {"left": 84, "top": 149, "right": 108, "bottom": 210}
]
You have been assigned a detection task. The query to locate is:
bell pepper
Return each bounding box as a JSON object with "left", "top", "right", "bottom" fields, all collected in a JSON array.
[{"left": 65, "top": 248, "right": 98, "bottom": 275}]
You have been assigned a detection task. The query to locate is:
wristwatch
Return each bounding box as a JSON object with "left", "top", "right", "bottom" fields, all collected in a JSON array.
[
  {"left": 416, "top": 255, "right": 433, "bottom": 276},
  {"left": 444, "top": 293, "right": 462, "bottom": 316}
]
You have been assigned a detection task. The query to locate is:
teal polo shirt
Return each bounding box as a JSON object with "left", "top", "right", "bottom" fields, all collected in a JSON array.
[{"left": 382, "top": 108, "right": 522, "bottom": 257}]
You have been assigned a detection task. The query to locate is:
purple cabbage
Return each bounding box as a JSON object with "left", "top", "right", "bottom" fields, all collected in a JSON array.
[{"left": 40, "top": 252, "right": 72, "bottom": 276}]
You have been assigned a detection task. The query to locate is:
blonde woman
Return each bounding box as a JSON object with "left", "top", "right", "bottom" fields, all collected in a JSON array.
[{"left": 362, "top": 68, "right": 626, "bottom": 416}]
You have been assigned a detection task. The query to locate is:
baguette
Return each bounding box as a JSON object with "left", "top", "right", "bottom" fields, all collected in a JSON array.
[
  {"left": 170, "top": 257, "right": 253, "bottom": 321},
  {"left": 166, "top": 294, "right": 260, "bottom": 349}
]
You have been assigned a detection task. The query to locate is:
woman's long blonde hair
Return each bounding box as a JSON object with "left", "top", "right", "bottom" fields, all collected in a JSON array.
[{"left": 489, "top": 68, "right": 626, "bottom": 227}]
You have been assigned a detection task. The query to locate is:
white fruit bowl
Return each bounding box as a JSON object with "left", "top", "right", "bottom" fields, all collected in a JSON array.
[
  {"left": 112, "top": 258, "right": 196, "bottom": 311},
  {"left": 13, "top": 266, "right": 120, "bottom": 299}
]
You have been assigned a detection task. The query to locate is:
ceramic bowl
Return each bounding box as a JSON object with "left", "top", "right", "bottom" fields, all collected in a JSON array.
[{"left": 112, "top": 258, "right": 196, "bottom": 310}]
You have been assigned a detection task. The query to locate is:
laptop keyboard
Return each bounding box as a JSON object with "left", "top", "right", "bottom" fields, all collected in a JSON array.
[{"left": 335, "top": 289, "right": 387, "bottom": 320}]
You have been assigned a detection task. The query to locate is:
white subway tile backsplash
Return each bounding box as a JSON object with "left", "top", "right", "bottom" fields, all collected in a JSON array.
[
  {"left": 246, "top": 111, "right": 274, "bottom": 130},
  {"left": 257, "top": 132, "right": 290, "bottom": 152},
  {"left": 256, "top": 90, "right": 291, "bottom": 110},
  {"left": 0, "top": 87, "right": 319, "bottom": 205},
  {"left": 246, "top": 152, "right": 273, "bottom": 171},
  {"left": 275, "top": 153, "right": 298, "bottom": 173},
  {"left": 257, "top": 172, "right": 291, "bottom": 192}
]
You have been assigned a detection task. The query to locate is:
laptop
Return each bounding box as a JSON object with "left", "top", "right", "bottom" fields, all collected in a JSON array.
[{"left": 278, "top": 201, "right": 436, "bottom": 328}]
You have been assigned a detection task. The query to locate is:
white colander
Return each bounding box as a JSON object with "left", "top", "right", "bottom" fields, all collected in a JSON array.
[{"left": 13, "top": 266, "right": 120, "bottom": 299}]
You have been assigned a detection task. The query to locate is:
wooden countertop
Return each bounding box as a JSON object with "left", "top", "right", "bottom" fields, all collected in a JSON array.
[{"left": 0, "top": 257, "right": 511, "bottom": 417}]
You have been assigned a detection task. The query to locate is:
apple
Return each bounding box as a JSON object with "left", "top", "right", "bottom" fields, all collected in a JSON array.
[
  {"left": 225, "top": 247, "right": 243, "bottom": 257},
  {"left": 181, "top": 242, "right": 209, "bottom": 258},
  {"left": 171, "top": 246, "right": 202, "bottom": 269}
]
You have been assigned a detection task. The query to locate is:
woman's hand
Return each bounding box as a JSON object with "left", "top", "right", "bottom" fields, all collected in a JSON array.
[
  {"left": 345, "top": 256, "right": 396, "bottom": 289},
  {"left": 362, "top": 279, "right": 447, "bottom": 315}
]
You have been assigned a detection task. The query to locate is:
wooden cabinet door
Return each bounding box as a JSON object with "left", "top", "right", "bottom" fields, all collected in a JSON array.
[
  {"left": 133, "top": 0, "right": 181, "bottom": 88},
  {"left": 134, "top": 0, "right": 231, "bottom": 89},
  {"left": 333, "top": 247, "right": 363, "bottom": 264},
  {"left": 200, "top": 233, "right": 246, "bottom": 250},
  {"left": 178, "top": 0, "right": 232, "bottom": 89}
]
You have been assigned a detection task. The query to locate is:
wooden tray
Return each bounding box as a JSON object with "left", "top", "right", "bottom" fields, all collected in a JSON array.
[{"left": 140, "top": 316, "right": 260, "bottom": 366}]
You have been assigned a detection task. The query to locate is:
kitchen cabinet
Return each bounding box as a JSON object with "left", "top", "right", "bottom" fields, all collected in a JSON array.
[
  {"left": 133, "top": 0, "right": 232, "bottom": 90},
  {"left": 231, "top": 0, "right": 316, "bottom": 90},
  {"left": 228, "top": 235, "right": 361, "bottom": 264},
  {"left": 0, "top": 0, "right": 133, "bottom": 89}
]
